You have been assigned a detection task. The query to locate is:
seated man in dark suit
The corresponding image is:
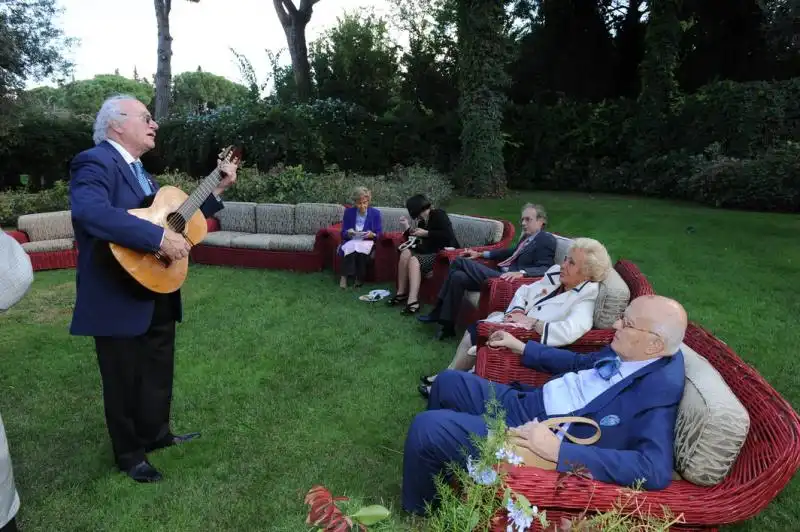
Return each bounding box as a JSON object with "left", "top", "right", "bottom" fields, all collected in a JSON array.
[
  {"left": 419, "top": 203, "right": 557, "bottom": 339},
  {"left": 402, "top": 295, "right": 688, "bottom": 515}
]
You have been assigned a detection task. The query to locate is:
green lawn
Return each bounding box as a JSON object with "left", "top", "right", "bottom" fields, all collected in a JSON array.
[{"left": 1, "top": 191, "right": 798, "bottom": 531}]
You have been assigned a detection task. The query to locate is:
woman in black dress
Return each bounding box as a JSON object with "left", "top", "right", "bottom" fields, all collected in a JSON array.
[{"left": 388, "top": 194, "right": 459, "bottom": 314}]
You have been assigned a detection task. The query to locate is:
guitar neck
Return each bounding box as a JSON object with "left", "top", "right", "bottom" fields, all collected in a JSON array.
[{"left": 176, "top": 168, "right": 222, "bottom": 221}]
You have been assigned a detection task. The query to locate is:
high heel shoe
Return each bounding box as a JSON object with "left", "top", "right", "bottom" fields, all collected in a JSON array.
[
  {"left": 387, "top": 293, "right": 408, "bottom": 306},
  {"left": 401, "top": 301, "right": 421, "bottom": 315}
]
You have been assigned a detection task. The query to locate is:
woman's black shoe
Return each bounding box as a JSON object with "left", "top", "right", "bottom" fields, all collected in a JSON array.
[
  {"left": 401, "top": 301, "right": 421, "bottom": 315},
  {"left": 418, "top": 384, "right": 431, "bottom": 399},
  {"left": 387, "top": 293, "right": 408, "bottom": 306}
]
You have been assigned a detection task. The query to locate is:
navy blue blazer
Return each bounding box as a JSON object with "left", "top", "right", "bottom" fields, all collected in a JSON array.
[
  {"left": 521, "top": 342, "right": 685, "bottom": 490},
  {"left": 68, "top": 141, "right": 223, "bottom": 337},
  {"left": 338, "top": 206, "right": 383, "bottom": 256},
  {"left": 488, "top": 230, "right": 556, "bottom": 277}
]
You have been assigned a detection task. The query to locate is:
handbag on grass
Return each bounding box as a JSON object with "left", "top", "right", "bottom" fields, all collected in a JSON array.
[{"left": 508, "top": 416, "right": 602, "bottom": 469}]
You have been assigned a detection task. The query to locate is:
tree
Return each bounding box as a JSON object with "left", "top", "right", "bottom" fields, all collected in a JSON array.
[
  {"left": 171, "top": 70, "right": 249, "bottom": 114},
  {"left": 272, "top": 0, "right": 321, "bottom": 101},
  {"left": 311, "top": 11, "right": 400, "bottom": 113},
  {"left": 153, "top": 0, "right": 200, "bottom": 120},
  {"left": 456, "top": 0, "right": 512, "bottom": 197}
]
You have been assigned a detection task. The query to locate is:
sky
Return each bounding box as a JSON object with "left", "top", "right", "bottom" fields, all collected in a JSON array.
[{"left": 38, "top": 0, "right": 394, "bottom": 88}]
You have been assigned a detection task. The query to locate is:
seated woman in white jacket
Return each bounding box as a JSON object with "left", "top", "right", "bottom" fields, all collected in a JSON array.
[{"left": 418, "top": 237, "right": 612, "bottom": 397}]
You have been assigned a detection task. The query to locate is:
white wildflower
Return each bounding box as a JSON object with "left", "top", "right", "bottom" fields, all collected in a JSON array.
[{"left": 466, "top": 455, "right": 498, "bottom": 485}]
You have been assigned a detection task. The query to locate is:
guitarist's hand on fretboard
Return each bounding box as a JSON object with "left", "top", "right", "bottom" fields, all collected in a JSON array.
[{"left": 160, "top": 228, "right": 190, "bottom": 262}]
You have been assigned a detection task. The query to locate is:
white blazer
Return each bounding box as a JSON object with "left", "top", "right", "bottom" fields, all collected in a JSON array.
[{"left": 487, "top": 264, "right": 599, "bottom": 346}]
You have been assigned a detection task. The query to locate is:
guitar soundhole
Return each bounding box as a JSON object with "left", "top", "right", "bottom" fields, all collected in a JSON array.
[{"left": 166, "top": 212, "right": 187, "bottom": 234}]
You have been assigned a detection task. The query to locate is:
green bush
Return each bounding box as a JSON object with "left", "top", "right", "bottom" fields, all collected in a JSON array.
[
  {"left": 156, "top": 163, "right": 453, "bottom": 208},
  {"left": 0, "top": 180, "right": 71, "bottom": 227},
  {"left": 678, "top": 141, "right": 800, "bottom": 211}
]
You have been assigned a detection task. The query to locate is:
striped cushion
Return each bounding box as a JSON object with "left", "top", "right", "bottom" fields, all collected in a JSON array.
[
  {"left": 449, "top": 214, "right": 504, "bottom": 248},
  {"left": 256, "top": 203, "right": 295, "bottom": 235},
  {"left": 230, "top": 234, "right": 316, "bottom": 252},
  {"left": 201, "top": 231, "right": 249, "bottom": 247},
  {"left": 21, "top": 239, "right": 74, "bottom": 253},
  {"left": 216, "top": 202, "right": 257, "bottom": 233},
  {"left": 18, "top": 211, "right": 73, "bottom": 242},
  {"left": 294, "top": 203, "right": 345, "bottom": 235},
  {"left": 674, "top": 343, "right": 750, "bottom": 486},
  {"left": 374, "top": 206, "right": 409, "bottom": 233}
]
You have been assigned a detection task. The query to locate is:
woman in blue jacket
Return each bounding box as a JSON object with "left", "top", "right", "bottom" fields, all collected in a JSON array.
[{"left": 338, "top": 187, "right": 383, "bottom": 288}]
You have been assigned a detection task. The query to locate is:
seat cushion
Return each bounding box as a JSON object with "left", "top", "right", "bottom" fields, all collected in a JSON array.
[
  {"left": 294, "top": 203, "right": 345, "bottom": 235},
  {"left": 256, "top": 203, "right": 295, "bottom": 235},
  {"left": 21, "top": 238, "right": 74, "bottom": 253},
  {"left": 449, "top": 214, "right": 504, "bottom": 248},
  {"left": 201, "top": 231, "right": 250, "bottom": 247},
  {"left": 216, "top": 202, "right": 257, "bottom": 233},
  {"left": 375, "top": 206, "right": 410, "bottom": 233},
  {"left": 674, "top": 343, "right": 750, "bottom": 486},
  {"left": 593, "top": 268, "right": 631, "bottom": 329},
  {"left": 553, "top": 234, "right": 574, "bottom": 264},
  {"left": 230, "top": 234, "right": 316, "bottom": 252},
  {"left": 18, "top": 211, "right": 74, "bottom": 242}
]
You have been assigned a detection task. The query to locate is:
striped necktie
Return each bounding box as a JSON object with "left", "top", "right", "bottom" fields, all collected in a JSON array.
[{"left": 130, "top": 161, "right": 153, "bottom": 195}]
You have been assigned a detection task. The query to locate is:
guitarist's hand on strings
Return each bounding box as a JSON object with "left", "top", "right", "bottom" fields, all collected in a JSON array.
[{"left": 160, "top": 228, "right": 191, "bottom": 261}]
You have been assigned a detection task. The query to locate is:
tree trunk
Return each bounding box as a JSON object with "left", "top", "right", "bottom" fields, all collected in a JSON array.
[
  {"left": 154, "top": 0, "right": 173, "bottom": 120},
  {"left": 456, "top": 0, "right": 510, "bottom": 197},
  {"left": 273, "top": 0, "right": 319, "bottom": 102}
]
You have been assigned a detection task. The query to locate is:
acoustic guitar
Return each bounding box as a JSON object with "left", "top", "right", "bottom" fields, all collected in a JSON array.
[{"left": 109, "top": 146, "right": 242, "bottom": 294}]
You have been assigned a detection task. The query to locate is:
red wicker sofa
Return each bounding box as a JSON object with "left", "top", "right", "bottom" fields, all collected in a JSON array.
[{"left": 473, "top": 267, "right": 800, "bottom": 530}]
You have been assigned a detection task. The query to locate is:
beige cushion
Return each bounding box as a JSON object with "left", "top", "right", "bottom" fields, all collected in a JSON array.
[
  {"left": 593, "top": 268, "right": 631, "bottom": 329},
  {"left": 21, "top": 239, "right": 74, "bottom": 253},
  {"left": 216, "top": 202, "right": 257, "bottom": 233},
  {"left": 553, "top": 234, "right": 573, "bottom": 264},
  {"left": 201, "top": 231, "right": 249, "bottom": 247},
  {"left": 18, "top": 211, "right": 73, "bottom": 242},
  {"left": 230, "top": 234, "right": 316, "bottom": 252},
  {"left": 464, "top": 290, "right": 481, "bottom": 309},
  {"left": 375, "top": 206, "right": 409, "bottom": 233},
  {"left": 294, "top": 203, "right": 344, "bottom": 235},
  {"left": 449, "top": 214, "right": 504, "bottom": 248},
  {"left": 674, "top": 343, "right": 750, "bottom": 486},
  {"left": 256, "top": 203, "right": 295, "bottom": 235}
]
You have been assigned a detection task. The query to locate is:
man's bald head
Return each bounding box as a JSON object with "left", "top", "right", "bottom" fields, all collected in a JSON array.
[{"left": 611, "top": 295, "right": 688, "bottom": 361}]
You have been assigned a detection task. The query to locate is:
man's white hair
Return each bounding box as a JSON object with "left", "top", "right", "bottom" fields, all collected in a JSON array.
[
  {"left": 638, "top": 295, "right": 688, "bottom": 355},
  {"left": 93, "top": 94, "right": 137, "bottom": 145}
]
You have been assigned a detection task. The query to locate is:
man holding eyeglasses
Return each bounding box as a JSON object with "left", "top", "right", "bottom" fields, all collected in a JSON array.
[
  {"left": 418, "top": 203, "right": 557, "bottom": 340},
  {"left": 402, "top": 295, "right": 689, "bottom": 515},
  {"left": 68, "top": 95, "right": 238, "bottom": 483}
]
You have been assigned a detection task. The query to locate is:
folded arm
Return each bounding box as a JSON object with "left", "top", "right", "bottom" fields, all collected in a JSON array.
[
  {"left": 69, "top": 154, "right": 163, "bottom": 252},
  {"left": 556, "top": 405, "right": 676, "bottom": 490}
]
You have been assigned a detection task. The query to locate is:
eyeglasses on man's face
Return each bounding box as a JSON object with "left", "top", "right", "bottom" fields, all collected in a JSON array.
[{"left": 120, "top": 112, "right": 155, "bottom": 125}]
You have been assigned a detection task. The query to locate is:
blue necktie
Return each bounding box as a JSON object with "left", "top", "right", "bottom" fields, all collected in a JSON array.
[
  {"left": 131, "top": 161, "right": 152, "bottom": 195},
  {"left": 594, "top": 356, "right": 622, "bottom": 381}
]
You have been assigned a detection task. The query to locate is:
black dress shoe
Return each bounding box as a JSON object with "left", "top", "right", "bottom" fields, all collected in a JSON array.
[
  {"left": 146, "top": 431, "right": 201, "bottom": 453},
  {"left": 125, "top": 461, "right": 162, "bottom": 483},
  {"left": 417, "top": 384, "right": 431, "bottom": 399},
  {"left": 434, "top": 325, "right": 456, "bottom": 341},
  {"left": 417, "top": 313, "right": 439, "bottom": 324},
  {"left": 420, "top": 374, "right": 437, "bottom": 386}
]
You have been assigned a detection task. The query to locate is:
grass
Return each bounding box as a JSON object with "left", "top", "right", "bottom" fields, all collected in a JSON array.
[{"left": 1, "top": 190, "right": 798, "bottom": 531}]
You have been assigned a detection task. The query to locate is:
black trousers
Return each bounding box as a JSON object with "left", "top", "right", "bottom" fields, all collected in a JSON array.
[
  {"left": 94, "top": 295, "right": 176, "bottom": 470},
  {"left": 1, "top": 517, "right": 18, "bottom": 532},
  {"left": 341, "top": 251, "right": 372, "bottom": 282},
  {"left": 436, "top": 258, "right": 502, "bottom": 323}
]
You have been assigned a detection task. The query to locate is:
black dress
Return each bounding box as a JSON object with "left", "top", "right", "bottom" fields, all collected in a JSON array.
[{"left": 403, "top": 208, "right": 460, "bottom": 275}]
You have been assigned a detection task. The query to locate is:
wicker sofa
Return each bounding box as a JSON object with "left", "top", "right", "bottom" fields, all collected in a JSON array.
[
  {"left": 189, "top": 201, "right": 345, "bottom": 272},
  {"left": 473, "top": 262, "right": 800, "bottom": 530},
  {"left": 4, "top": 210, "right": 78, "bottom": 271}
]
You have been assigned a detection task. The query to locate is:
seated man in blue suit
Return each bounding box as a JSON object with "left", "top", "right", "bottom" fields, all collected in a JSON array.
[
  {"left": 402, "top": 295, "right": 688, "bottom": 515},
  {"left": 418, "top": 203, "right": 556, "bottom": 340},
  {"left": 69, "top": 94, "right": 238, "bottom": 483}
]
